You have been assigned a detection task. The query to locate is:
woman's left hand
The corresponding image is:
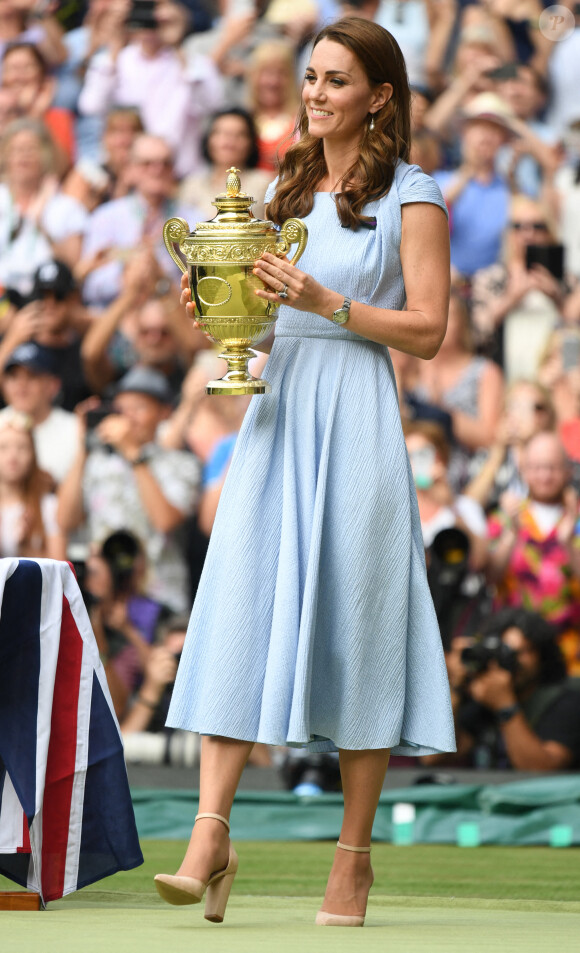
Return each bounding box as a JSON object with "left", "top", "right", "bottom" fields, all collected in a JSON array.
[{"left": 253, "top": 252, "right": 330, "bottom": 315}]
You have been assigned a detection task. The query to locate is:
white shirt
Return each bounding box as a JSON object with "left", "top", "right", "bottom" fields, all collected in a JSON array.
[
  {"left": 421, "top": 495, "right": 487, "bottom": 550},
  {"left": 34, "top": 407, "right": 82, "bottom": 486},
  {"left": 78, "top": 44, "right": 224, "bottom": 178}
]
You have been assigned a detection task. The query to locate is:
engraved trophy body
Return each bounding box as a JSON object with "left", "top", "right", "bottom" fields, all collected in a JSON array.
[{"left": 163, "top": 168, "right": 308, "bottom": 395}]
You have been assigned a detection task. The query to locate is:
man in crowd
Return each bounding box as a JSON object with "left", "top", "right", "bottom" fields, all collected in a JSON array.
[
  {"left": 434, "top": 93, "right": 512, "bottom": 277},
  {"left": 80, "top": 133, "right": 202, "bottom": 310},
  {"left": 57, "top": 365, "right": 200, "bottom": 612},
  {"left": 487, "top": 430, "right": 580, "bottom": 674}
]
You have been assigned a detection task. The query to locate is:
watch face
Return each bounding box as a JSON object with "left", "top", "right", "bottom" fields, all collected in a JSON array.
[{"left": 332, "top": 308, "right": 349, "bottom": 324}]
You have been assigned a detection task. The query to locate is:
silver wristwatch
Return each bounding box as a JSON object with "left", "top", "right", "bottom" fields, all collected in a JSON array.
[{"left": 331, "top": 297, "right": 351, "bottom": 325}]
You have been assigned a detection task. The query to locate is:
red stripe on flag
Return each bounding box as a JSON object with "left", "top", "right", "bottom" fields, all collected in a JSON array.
[
  {"left": 16, "top": 810, "right": 31, "bottom": 853},
  {"left": 41, "top": 595, "right": 83, "bottom": 901}
]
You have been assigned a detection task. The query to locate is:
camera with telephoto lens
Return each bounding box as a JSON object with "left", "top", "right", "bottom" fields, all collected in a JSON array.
[{"left": 461, "top": 633, "right": 519, "bottom": 678}]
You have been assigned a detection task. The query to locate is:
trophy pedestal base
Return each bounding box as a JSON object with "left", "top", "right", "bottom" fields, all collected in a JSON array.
[
  {"left": 206, "top": 377, "right": 271, "bottom": 396},
  {"left": 206, "top": 348, "right": 271, "bottom": 395}
]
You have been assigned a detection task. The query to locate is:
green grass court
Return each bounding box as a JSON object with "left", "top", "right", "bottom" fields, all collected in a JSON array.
[{"left": 3, "top": 841, "right": 580, "bottom": 952}]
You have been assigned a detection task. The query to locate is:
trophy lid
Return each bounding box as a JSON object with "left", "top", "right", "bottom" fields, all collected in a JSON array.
[{"left": 211, "top": 167, "right": 255, "bottom": 216}]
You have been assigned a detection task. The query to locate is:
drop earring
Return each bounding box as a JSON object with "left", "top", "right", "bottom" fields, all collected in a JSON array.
[{"left": 369, "top": 115, "right": 375, "bottom": 132}]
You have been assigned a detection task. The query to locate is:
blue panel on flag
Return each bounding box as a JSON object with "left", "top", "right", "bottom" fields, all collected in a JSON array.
[
  {"left": 76, "top": 672, "right": 143, "bottom": 889},
  {"left": 0, "top": 562, "right": 42, "bottom": 820}
]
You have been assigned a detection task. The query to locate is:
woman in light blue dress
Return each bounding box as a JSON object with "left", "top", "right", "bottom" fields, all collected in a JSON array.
[{"left": 156, "top": 17, "right": 455, "bottom": 927}]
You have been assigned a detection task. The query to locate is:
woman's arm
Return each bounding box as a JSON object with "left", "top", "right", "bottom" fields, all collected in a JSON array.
[{"left": 253, "top": 203, "right": 451, "bottom": 360}]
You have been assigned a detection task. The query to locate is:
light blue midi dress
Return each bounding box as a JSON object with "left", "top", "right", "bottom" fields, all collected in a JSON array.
[{"left": 167, "top": 161, "right": 456, "bottom": 756}]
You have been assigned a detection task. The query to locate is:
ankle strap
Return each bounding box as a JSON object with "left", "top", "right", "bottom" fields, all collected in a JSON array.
[
  {"left": 195, "top": 812, "right": 230, "bottom": 833},
  {"left": 337, "top": 841, "right": 371, "bottom": 853}
]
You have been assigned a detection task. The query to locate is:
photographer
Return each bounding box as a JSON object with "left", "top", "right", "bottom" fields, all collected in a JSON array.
[{"left": 428, "top": 608, "right": 580, "bottom": 771}]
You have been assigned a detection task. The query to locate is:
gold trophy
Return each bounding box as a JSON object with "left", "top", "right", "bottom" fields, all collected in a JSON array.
[{"left": 163, "top": 168, "right": 308, "bottom": 395}]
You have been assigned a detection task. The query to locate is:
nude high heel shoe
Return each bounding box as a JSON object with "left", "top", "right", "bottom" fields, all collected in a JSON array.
[
  {"left": 315, "top": 841, "right": 372, "bottom": 927},
  {"left": 154, "top": 812, "right": 238, "bottom": 922}
]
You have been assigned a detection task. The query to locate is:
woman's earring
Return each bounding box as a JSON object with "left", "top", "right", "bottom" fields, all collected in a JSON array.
[{"left": 369, "top": 115, "right": 375, "bottom": 132}]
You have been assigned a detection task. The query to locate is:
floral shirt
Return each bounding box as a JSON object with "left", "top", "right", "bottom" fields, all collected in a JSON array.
[
  {"left": 83, "top": 443, "right": 200, "bottom": 613},
  {"left": 488, "top": 501, "right": 580, "bottom": 673}
]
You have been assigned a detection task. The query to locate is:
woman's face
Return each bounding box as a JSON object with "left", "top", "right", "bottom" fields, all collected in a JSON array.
[
  {"left": 508, "top": 202, "right": 550, "bottom": 253},
  {"left": 85, "top": 554, "right": 114, "bottom": 601},
  {"left": 207, "top": 114, "right": 253, "bottom": 170},
  {"left": 1, "top": 48, "right": 43, "bottom": 95},
  {"left": 303, "top": 38, "right": 391, "bottom": 144},
  {"left": 4, "top": 129, "right": 44, "bottom": 182},
  {"left": 255, "top": 60, "right": 292, "bottom": 111},
  {"left": 0, "top": 426, "right": 34, "bottom": 484}
]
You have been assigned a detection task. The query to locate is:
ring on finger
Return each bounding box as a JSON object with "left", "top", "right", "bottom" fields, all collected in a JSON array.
[{"left": 278, "top": 283, "right": 289, "bottom": 300}]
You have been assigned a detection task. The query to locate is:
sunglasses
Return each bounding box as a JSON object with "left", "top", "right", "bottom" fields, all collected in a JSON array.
[
  {"left": 509, "top": 221, "right": 549, "bottom": 231},
  {"left": 136, "top": 157, "right": 173, "bottom": 169}
]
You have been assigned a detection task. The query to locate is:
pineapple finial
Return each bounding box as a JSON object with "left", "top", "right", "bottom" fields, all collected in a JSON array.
[{"left": 226, "top": 168, "right": 241, "bottom": 197}]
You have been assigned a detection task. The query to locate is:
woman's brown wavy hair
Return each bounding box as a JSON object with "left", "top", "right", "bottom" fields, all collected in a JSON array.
[{"left": 267, "top": 17, "right": 411, "bottom": 231}]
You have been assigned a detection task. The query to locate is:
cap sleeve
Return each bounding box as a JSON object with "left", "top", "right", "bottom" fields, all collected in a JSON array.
[
  {"left": 396, "top": 163, "right": 448, "bottom": 219},
  {"left": 264, "top": 177, "right": 279, "bottom": 206}
]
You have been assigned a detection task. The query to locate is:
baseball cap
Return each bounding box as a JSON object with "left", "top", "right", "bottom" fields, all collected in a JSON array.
[
  {"left": 31, "top": 260, "right": 75, "bottom": 301},
  {"left": 4, "top": 341, "right": 58, "bottom": 376},
  {"left": 115, "top": 365, "right": 174, "bottom": 404}
]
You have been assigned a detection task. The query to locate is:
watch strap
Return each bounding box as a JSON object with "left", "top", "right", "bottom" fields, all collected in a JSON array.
[
  {"left": 496, "top": 703, "right": 520, "bottom": 724},
  {"left": 331, "top": 296, "right": 351, "bottom": 324}
]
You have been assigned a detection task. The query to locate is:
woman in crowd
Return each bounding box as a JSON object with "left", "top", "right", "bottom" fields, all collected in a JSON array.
[
  {"left": 0, "top": 118, "right": 88, "bottom": 296},
  {"left": 179, "top": 107, "right": 272, "bottom": 220},
  {"left": 471, "top": 193, "right": 564, "bottom": 379},
  {"left": 246, "top": 39, "right": 299, "bottom": 172},
  {"left": 404, "top": 419, "right": 488, "bottom": 568},
  {"left": 408, "top": 288, "right": 504, "bottom": 491},
  {"left": 1, "top": 41, "right": 75, "bottom": 165},
  {"left": 84, "top": 529, "right": 158, "bottom": 720},
  {"left": 156, "top": 17, "right": 455, "bottom": 928},
  {"left": 0, "top": 407, "right": 65, "bottom": 559},
  {"left": 538, "top": 328, "right": 580, "bottom": 478}
]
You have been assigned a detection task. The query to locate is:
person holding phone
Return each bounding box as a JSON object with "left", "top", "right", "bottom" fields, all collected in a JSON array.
[{"left": 471, "top": 193, "right": 565, "bottom": 380}]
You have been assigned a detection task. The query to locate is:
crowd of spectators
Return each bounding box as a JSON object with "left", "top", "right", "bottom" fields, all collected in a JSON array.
[{"left": 0, "top": 0, "right": 579, "bottom": 772}]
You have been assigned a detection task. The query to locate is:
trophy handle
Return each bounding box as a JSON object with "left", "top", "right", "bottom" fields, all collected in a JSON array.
[
  {"left": 276, "top": 218, "right": 308, "bottom": 266},
  {"left": 162, "top": 217, "right": 190, "bottom": 274}
]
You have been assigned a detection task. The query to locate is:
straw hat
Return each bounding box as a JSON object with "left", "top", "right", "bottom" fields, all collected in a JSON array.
[{"left": 461, "top": 92, "right": 519, "bottom": 136}]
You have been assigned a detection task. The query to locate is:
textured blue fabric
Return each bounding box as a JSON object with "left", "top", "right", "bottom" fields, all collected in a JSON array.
[{"left": 167, "top": 161, "right": 456, "bottom": 756}]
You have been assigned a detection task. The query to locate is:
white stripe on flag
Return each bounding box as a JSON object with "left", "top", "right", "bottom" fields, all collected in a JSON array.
[{"left": 0, "top": 771, "right": 26, "bottom": 852}]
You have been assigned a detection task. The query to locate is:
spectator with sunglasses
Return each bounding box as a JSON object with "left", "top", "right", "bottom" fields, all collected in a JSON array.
[
  {"left": 80, "top": 133, "right": 202, "bottom": 310},
  {"left": 471, "top": 193, "right": 565, "bottom": 380}
]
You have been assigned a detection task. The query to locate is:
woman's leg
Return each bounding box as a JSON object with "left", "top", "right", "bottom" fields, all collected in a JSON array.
[
  {"left": 176, "top": 736, "right": 254, "bottom": 882},
  {"left": 320, "top": 748, "right": 390, "bottom": 916}
]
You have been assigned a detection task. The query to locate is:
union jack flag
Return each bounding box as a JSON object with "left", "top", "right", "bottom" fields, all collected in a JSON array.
[{"left": 0, "top": 559, "right": 143, "bottom": 904}]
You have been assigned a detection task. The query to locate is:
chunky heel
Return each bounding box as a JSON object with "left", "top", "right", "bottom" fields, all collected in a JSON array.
[
  {"left": 204, "top": 866, "right": 237, "bottom": 922},
  {"left": 154, "top": 812, "right": 238, "bottom": 920}
]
